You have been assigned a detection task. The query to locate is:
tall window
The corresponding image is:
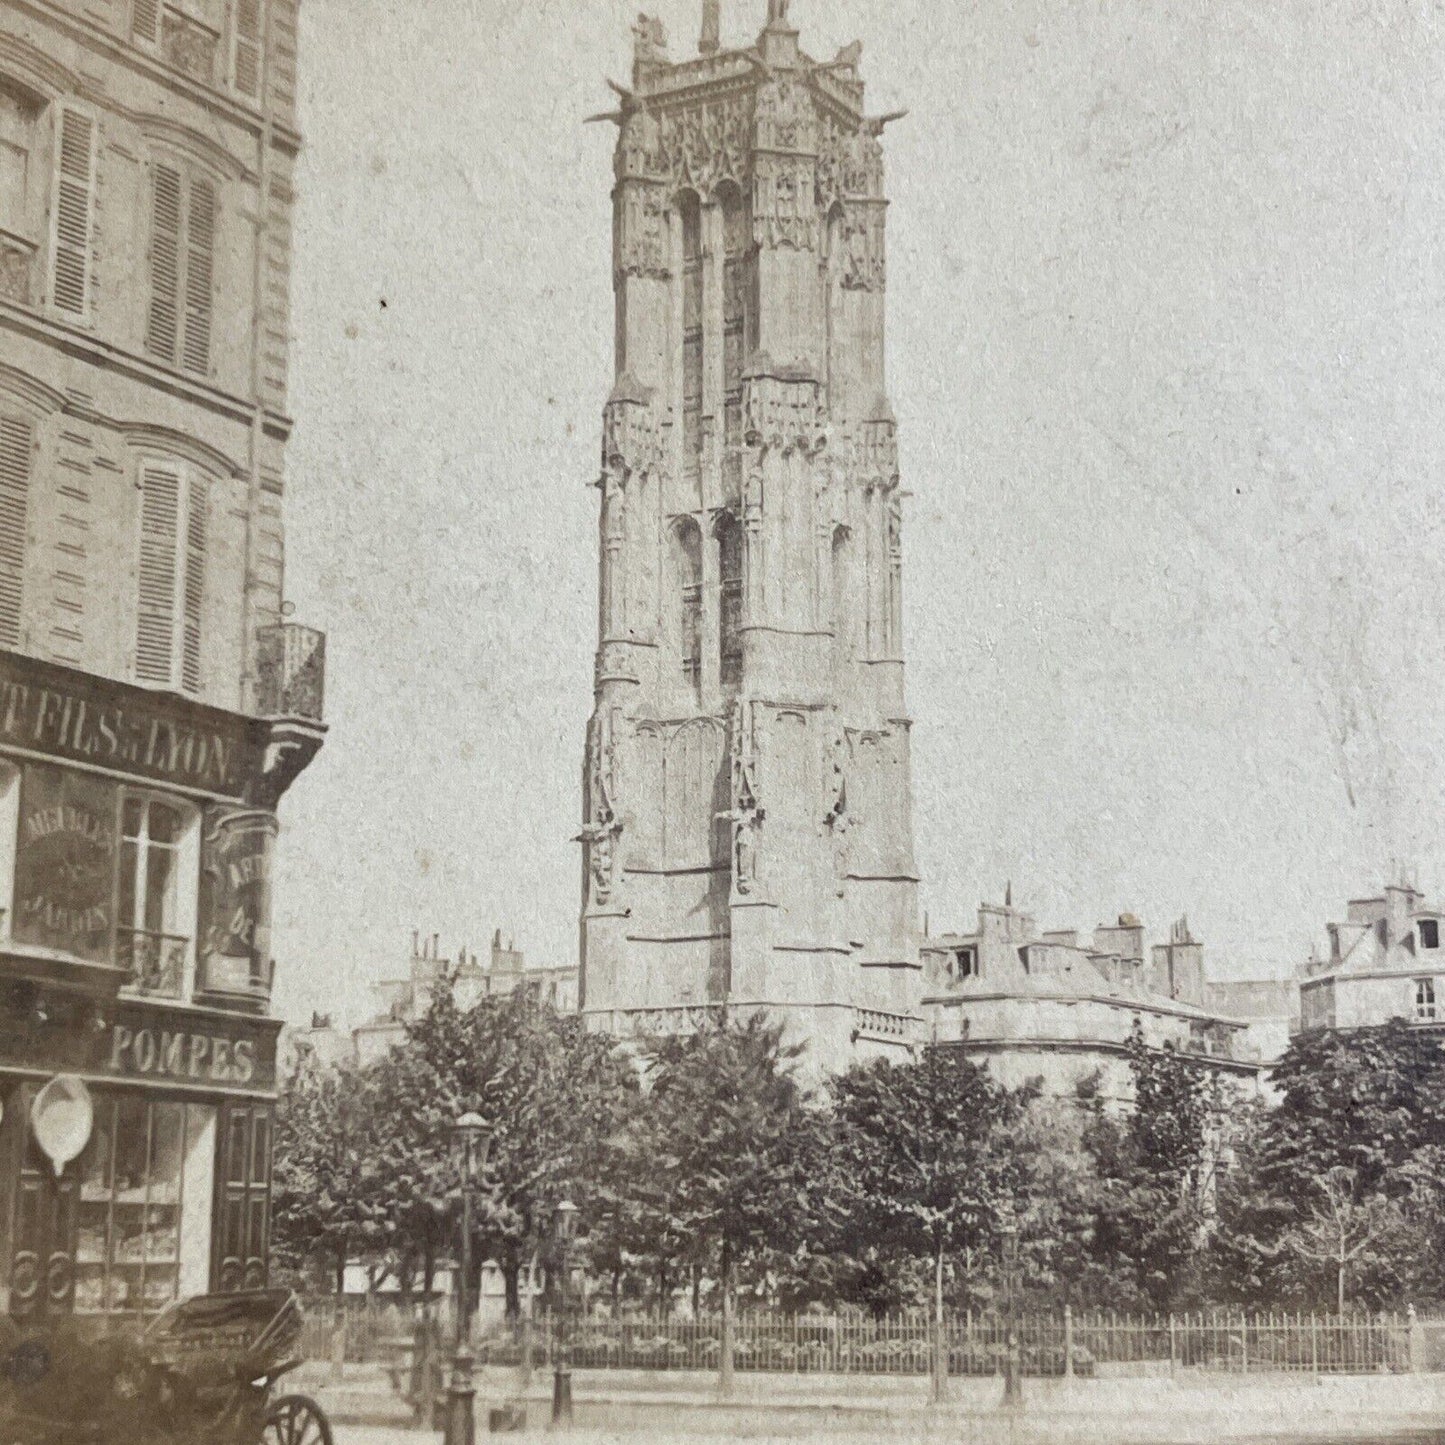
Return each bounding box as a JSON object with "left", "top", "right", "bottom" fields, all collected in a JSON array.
[
  {"left": 717, "top": 511, "right": 742, "bottom": 688},
  {"left": 50, "top": 105, "right": 95, "bottom": 318},
  {"left": 672, "top": 518, "right": 702, "bottom": 691},
  {"left": 145, "top": 161, "right": 216, "bottom": 376},
  {"left": 719, "top": 182, "right": 751, "bottom": 462},
  {"left": 231, "top": 0, "right": 263, "bottom": 98},
  {"left": 0, "top": 81, "right": 41, "bottom": 308},
  {"left": 1416, "top": 978, "right": 1438, "bottom": 1022},
  {"left": 1419, "top": 919, "right": 1439, "bottom": 950},
  {"left": 679, "top": 192, "right": 702, "bottom": 479},
  {"left": 0, "top": 412, "right": 32, "bottom": 647},
  {"left": 136, "top": 460, "right": 207, "bottom": 693},
  {"left": 118, "top": 796, "right": 188, "bottom": 996}
]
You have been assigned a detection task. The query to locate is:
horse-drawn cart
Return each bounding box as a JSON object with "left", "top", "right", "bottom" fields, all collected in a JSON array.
[{"left": 0, "top": 1290, "right": 331, "bottom": 1445}]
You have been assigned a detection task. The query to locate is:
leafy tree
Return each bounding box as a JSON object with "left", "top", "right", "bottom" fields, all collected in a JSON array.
[
  {"left": 1215, "top": 1022, "right": 1445, "bottom": 1309},
  {"left": 828, "top": 1046, "right": 1026, "bottom": 1393},
  {"left": 1078, "top": 1027, "right": 1229, "bottom": 1310},
  {"left": 366, "top": 978, "right": 638, "bottom": 1316},
  {"left": 1285, "top": 1166, "right": 1400, "bottom": 1312},
  {"left": 642, "top": 1014, "right": 817, "bottom": 1334},
  {"left": 272, "top": 1055, "right": 381, "bottom": 1292}
]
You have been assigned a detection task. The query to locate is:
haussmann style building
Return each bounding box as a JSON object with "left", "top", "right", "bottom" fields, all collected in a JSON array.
[
  {"left": 0, "top": 0, "right": 322, "bottom": 1321},
  {"left": 577, "top": 0, "right": 921, "bottom": 1076},
  {"left": 1298, "top": 877, "right": 1445, "bottom": 1036},
  {"left": 922, "top": 901, "right": 1269, "bottom": 1103}
]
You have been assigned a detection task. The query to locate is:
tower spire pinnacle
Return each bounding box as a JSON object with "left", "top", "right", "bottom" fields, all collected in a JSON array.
[{"left": 699, "top": 0, "right": 720, "bottom": 53}]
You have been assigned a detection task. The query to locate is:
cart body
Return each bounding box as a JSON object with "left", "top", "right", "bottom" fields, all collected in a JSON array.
[{"left": 0, "top": 1289, "right": 331, "bottom": 1445}]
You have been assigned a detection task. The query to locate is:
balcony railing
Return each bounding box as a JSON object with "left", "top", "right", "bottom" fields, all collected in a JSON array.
[
  {"left": 117, "top": 929, "right": 188, "bottom": 1000},
  {"left": 256, "top": 623, "right": 326, "bottom": 722},
  {"left": 197, "top": 952, "right": 274, "bottom": 1004}
]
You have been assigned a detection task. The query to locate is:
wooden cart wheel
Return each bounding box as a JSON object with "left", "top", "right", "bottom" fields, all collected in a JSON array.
[{"left": 260, "top": 1394, "right": 333, "bottom": 1445}]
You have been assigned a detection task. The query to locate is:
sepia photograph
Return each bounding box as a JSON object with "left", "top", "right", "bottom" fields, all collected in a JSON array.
[{"left": 0, "top": 0, "right": 1441, "bottom": 1440}]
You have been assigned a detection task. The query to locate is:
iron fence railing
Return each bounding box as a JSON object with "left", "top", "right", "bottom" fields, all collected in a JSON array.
[{"left": 297, "top": 1298, "right": 1437, "bottom": 1379}]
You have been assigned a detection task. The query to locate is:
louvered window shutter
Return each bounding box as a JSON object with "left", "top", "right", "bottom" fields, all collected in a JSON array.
[
  {"left": 0, "top": 416, "right": 32, "bottom": 649},
  {"left": 132, "top": 0, "right": 160, "bottom": 44},
  {"left": 233, "top": 0, "right": 263, "bottom": 98},
  {"left": 137, "top": 462, "right": 182, "bottom": 686},
  {"left": 51, "top": 107, "right": 95, "bottom": 317},
  {"left": 182, "top": 177, "right": 214, "bottom": 376},
  {"left": 181, "top": 477, "right": 206, "bottom": 693},
  {"left": 146, "top": 162, "right": 182, "bottom": 363}
]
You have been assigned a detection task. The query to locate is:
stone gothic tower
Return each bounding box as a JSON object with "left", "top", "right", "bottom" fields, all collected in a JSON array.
[{"left": 579, "top": 2, "right": 919, "bottom": 1074}]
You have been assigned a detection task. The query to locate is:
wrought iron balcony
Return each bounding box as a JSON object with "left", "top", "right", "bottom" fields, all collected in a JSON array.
[
  {"left": 117, "top": 929, "right": 188, "bottom": 1000},
  {"left": 255, "top": 623, "right": 326, "bottom": 722}
]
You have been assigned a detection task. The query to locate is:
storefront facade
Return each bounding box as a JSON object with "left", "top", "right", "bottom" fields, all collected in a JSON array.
[{"left": 0, "top": 648, "right": 318, "bottom": 1321}]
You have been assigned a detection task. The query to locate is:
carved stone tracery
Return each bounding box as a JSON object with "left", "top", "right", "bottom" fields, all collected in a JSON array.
[
  {"left": 583, "top": 706, "right": 625, "bottom": 906},
  {"left": 743, "top": 371, "right": 828, "bottom": 457},
  {"left": 838, "top": 204, "right": 886, "bottom": 292},
  {"left": 725, "top": 699, "right": 764, "bottom": 897}
]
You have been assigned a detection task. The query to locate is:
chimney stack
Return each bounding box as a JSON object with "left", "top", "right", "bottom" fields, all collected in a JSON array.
[{"left": 699, "top": 0, "right": 720, "bottom": 53}]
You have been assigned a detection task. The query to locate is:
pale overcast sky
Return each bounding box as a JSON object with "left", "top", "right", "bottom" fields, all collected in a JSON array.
[{"left": 272, "top": 0, "right": 1445, "bottom": 1026}]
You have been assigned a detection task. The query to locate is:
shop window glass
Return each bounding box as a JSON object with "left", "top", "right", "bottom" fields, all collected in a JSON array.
[
  {"left": 118, "top": 796, "right": 191, "bottom": 998},
  {"left": 74, "top": 1094, "right": 196, "bottom": 1315}
]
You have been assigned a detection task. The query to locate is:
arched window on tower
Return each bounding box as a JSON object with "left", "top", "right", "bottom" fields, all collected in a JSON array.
[
  {"left": 670, "top": 517, "right": 702, "bottom": 693},
  {"left": 679, "top": 191, "right": 703, "bottom": 481},
  {"left": 716, "top": 181, "right": 752, "bottom": 465},
  {"left": 716, "top": 511, "right": 742, "bottom": 689}
]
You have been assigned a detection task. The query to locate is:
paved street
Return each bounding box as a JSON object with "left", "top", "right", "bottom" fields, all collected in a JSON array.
[{"left": 332, "top": 1428, "right": 1445, "bottom": 1445}]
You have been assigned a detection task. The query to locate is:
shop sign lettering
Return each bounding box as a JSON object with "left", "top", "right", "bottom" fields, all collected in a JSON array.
[
  {"left": 12, "top": 765, "right": 116, "bottom": 963},
  {"left": 108, "top": 1024, "right": 257, "bottom": 1085},
  {"left": 0, "top": 657, "right": 250, "bottom": 796}
]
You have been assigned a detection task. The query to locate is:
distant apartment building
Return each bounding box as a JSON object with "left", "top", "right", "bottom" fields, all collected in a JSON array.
[
  {"left": 287, "top": 930, "right": 579, "bottom": 1071},
  {"left": 0, "top": 0, "right": 323, "bottom": 1320},
  {"left": 1298, "top": 879, "right": 1445, "bottom": 1035},
  {"left": 922, "top": 900, "right": 1267, "bottom": 1102}
]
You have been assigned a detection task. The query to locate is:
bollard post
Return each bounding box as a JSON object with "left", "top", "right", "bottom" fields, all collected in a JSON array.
[
  {"left": 1408, "top": 1304, "right": 1424, "bottom": 1374},
  {"left": 1063, "top": 1305, "right": 1074, "bottom": 1380},
  {"left": 330, "top": 1318, "right": 346, "bottom": 1386},
  {"left": 1168, "top": 1314, "right": 1177, "bottom": 1379}
]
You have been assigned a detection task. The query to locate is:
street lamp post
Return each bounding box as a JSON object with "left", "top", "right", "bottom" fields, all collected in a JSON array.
[
  {"left": 551, "top": 1199, "right": 578, "bottom": 1426},
  {"left": 999, "top": 1203, "right": 1023, "bottom": 1409},
  {"left": 444, "top": 1112, "right": 492, "bottom": 1445}
]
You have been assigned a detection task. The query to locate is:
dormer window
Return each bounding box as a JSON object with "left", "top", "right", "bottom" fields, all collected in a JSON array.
[
  {"left": 1419, "top": 920, "right": 1439, "bottom": 951},
  {"left": 952, "top": 946, "right": 977, "bottom": 980}
]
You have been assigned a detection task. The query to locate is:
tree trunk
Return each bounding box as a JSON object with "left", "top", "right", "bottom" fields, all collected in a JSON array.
[
  {"left": 1338, "top": 1258, "right": 1346, "bottom": 1316},
  {"left": 691, "top": 1263, "right": 701, "bottom": 1318},
  {"left": 932, "top": 1241, "right": 945, "bottom": 1404},
  {"left": 502, "top": 1254, "right": 522, "bottom": 1322},
  {"left": 611, "top": 1265, "right": 621, "bottom": 1321},
  {"left": 520, "top": 1247, "right": 539, "bottom": 1391},
  {"left": 423, "top": 1239, "right": 436, "bottom": 1297},
  {"left": 719, "top": 1241, "right": 735, "bottom": 1400},
  {"left": 334, "top": 1244, "right": 346, "bottom": 1298}
]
